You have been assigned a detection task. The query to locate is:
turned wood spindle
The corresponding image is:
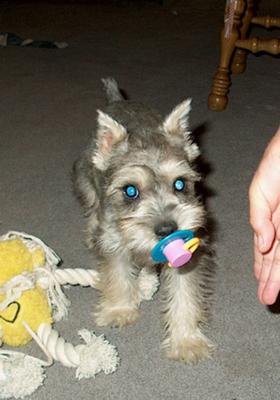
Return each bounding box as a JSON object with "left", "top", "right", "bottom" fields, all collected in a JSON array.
[
  {"left": 236, "top": 37, "right": 280, "bottom": 55},
  {"left": 208, "top": 0, "right": 246, "bottom": 111},
  {"left": 231, "top": 0, "right": 256, "bottom": 74},
  {"left": 252, "top": 15, "right": 280, "bottom": 29}
]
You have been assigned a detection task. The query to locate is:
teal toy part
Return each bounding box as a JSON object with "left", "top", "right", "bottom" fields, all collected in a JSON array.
[{"left": 151, "top": 230, "right": 194, "bottom": 263}]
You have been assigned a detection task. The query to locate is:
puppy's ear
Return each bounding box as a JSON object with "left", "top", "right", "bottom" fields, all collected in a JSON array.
[
  {"left": 163, "top": 98, "right": 192, "bottom": 136},
  {"left": 92, "top": 110, "right": 128, "bottom": 170},
  {"left": 162, "top": 99, "right": 200, "bottom": 162}
]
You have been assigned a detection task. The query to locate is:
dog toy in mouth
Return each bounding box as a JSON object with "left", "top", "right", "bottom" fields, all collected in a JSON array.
[{"left": 151, "top": 230, "right": 200, "bottom": 268}]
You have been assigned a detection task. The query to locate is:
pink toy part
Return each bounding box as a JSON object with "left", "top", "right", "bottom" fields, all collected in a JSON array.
[{"left": 163, "top": 238, "right": 192, "bottom": 268}]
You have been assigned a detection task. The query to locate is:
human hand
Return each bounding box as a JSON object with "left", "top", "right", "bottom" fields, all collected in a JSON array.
[{"left": 249, "top": 126, "right": 280, "bottom": 305}]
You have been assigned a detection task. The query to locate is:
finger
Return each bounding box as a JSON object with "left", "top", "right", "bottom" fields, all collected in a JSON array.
[
  {"left": 249, "top": 181, "right": 275, "bottom": 253},
  {"left": 261, "top": 240, "right": 280, "bottom": 305},
  {"left": 257, "top": 253, "right": 273, "bottom": 304},
  {"left": 257, "top": 240, "right": 277, "bottom": 303},
  {"left": 253, "top": 234, "right": 263, "bottom": 280}
]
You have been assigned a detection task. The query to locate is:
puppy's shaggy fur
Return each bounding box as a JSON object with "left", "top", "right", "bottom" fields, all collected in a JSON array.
[{"left": 73, "top": 78, "right": 214, "bottom": 363}]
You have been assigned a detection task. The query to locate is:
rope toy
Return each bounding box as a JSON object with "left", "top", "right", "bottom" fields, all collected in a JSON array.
[
  {"left": 0, "top": 231, "right": 119, "bottom": 399},
  {"left": 151, "top": 230, "right": 200, "bottom": 268}
]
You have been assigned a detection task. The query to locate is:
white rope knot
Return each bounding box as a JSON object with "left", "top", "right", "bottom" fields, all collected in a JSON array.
[
  {"left": 76, "top": 330, "right": 119, "bottom": 379},
  {"left": 36, "top": 324, "right": 119, "bottom": 378},
  {"left": 0, "top": 350, "right": 47, "bottom": 399},
  {"left": 35, "top": 266, "right": 70, "bottom": 322}
]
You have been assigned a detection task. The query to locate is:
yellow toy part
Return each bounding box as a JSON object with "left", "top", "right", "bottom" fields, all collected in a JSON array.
[
  {"left": 183, "top": 237, "right": 201, "bottom": 253},
  {"left": 0, "top": 238, "right": 45, "bottom": 286},
  {"left": 0, "top": 288, "right": 52, "bottom": 346},
  {"left": 0, "top": 238, "right": 52, "bottom": 346}
]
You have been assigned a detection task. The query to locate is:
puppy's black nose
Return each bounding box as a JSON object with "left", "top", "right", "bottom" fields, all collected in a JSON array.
[{"left": 155, "top": 221, "right": 178, "bottom": 239}]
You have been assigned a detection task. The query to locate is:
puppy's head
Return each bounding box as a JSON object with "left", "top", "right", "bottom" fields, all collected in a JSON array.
[{"left": 92, "top": 99, "right": 205, "bottom": 262}]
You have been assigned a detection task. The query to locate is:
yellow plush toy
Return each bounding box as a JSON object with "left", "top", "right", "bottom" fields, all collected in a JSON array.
[
  {"left": 0, "top": 231, "right": 119, "bottom": 400},
  {"left": 0, "top": 238, "right": 52, "bottom": 346}
]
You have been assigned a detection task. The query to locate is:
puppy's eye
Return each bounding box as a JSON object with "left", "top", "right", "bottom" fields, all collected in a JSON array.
[
  {"left": 174, "top": 178, "right": 186, "bottom": 192},
  {"left": 123, "top": 184, "right": 140, "bottom": 200}
]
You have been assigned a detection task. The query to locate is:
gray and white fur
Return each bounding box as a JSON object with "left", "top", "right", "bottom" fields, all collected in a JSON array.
[{"left": 73, "top": 78, "right": 214, "bottom": 363}]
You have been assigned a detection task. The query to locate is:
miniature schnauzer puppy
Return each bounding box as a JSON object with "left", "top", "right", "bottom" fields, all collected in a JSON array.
[{"left": 73, "top": 78, "right": 214, "bottom": 363}]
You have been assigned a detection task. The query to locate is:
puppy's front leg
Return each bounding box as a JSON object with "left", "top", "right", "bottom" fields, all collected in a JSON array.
[
  {"left": 95, "top": 253, "right": 141, "bottom": 327},
  {"left": 161, "top": 266, "right": 213, "bottom": 363}
]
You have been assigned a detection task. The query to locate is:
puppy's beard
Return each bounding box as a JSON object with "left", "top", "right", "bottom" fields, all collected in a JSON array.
[
  {"left": 119, "top": 217, "right": 157, "bottom": 261},
  {"left": 118, "top": 201, "right": 205, "bottom": 263},
  {"left": 172, "top": 202, "right": 205, "bottom": 232}
]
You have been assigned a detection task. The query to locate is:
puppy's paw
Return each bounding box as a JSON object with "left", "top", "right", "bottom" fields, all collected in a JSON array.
[
  {"left": 163, "top": 333, "right": 214, "bottom": 364},
  {"left": 138, "top": 267, "right": 160, "bottom": 301},
  {"left": 95, "top": 306, "right": 140, "bottom": 328}
]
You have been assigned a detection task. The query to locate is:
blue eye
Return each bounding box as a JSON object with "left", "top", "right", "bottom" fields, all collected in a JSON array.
[
  {"left": 174, "top": 178, "right": 186, "bottom": 192},
  {"left": 123, "top": 185, "right": 139, "bottom": 199}
]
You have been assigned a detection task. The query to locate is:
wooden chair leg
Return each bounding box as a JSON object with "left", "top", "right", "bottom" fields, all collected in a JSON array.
[
  {"left": 208, "top": 0, "right": 246, "bottom": 111},
  {"left": 236, "top": 37, "right": 280, "bottom": 55},
  {"left": 231, "top": 0, "right": 257, "bottom": 74}
]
